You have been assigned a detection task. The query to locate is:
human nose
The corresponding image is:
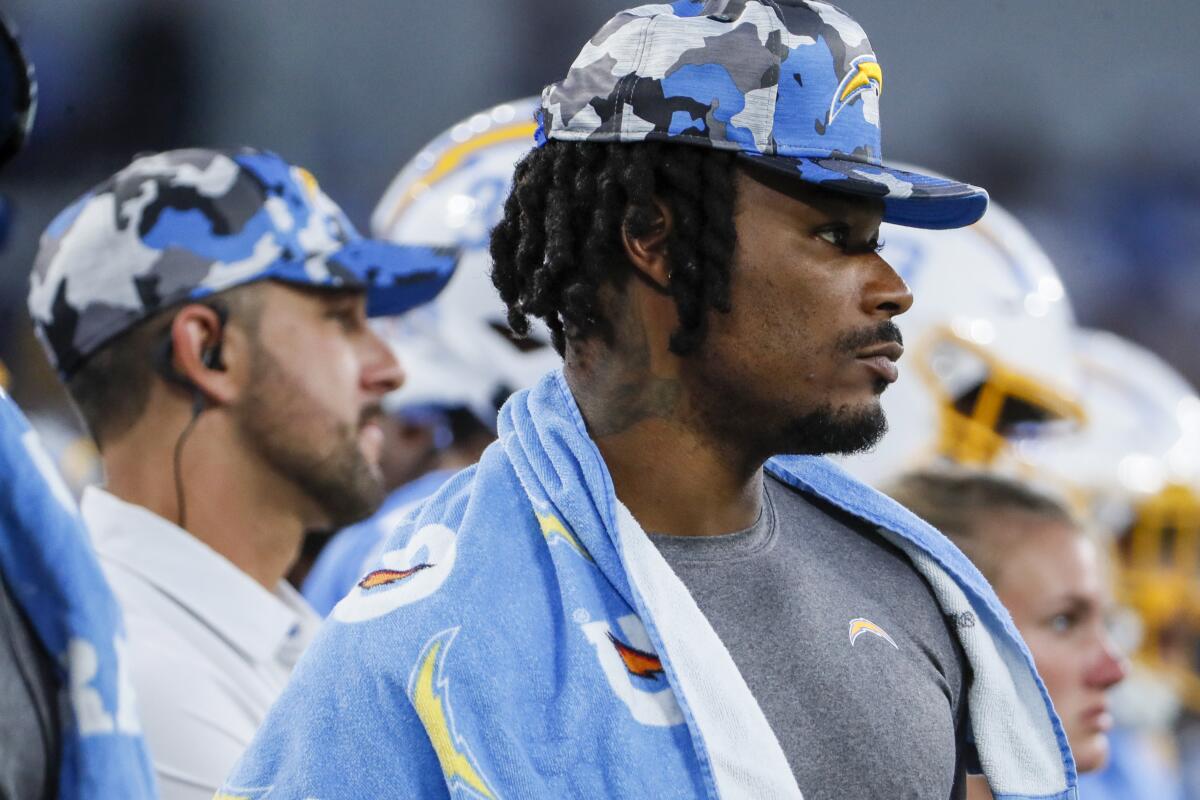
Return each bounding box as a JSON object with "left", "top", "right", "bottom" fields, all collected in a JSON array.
[
  {"left": 361, "top": 327, "right": 405, "bottom": 396},
  {"left": 1085, "top": 629, "right": 1129, "bottom": 691},
  {"left": 862, "top": 254, "right": 914, "bottom": 319}
]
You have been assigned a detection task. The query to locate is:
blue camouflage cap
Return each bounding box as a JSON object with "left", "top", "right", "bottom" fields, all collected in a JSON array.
[
  {"left": 27, "top": 148, "right": 458, "bottom": 379},
  {"left": 539, "top": 0, "right": 987, "bottom": 229}
]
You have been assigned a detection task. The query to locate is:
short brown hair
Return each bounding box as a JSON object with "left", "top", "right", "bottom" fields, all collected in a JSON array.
[
  {"left": 65, "top": 283, "right": 263, "bottom": 449},
  {"left": 885, "top": 467, "right": 1079, "bottom": 582}
]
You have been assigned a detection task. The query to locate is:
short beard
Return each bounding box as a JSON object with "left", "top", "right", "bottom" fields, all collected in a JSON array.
[
  {"left": 235, "top": 343, "right": 383, "bottom": 530},
  {"left": 776, "top": 400, "right": 888, "bottom": 456}
]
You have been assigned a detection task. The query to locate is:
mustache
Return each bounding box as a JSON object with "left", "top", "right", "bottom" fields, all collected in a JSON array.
[
  {"left": 358, "top": 403, "right": 385, "bottom": 429},
  {"left": 835, "top": 321, "right": 903, "bottom": 354}
]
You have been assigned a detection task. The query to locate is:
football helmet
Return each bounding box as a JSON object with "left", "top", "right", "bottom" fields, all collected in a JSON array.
[
  {"left": 370, "top": 97, "right": 560, "bottom": 428},
  {"left": 837, "top": 185, "right": 1085, "bottom": 486},
  {"left": 1020, "top": 329, "right": 1200, "bottom": 712}
]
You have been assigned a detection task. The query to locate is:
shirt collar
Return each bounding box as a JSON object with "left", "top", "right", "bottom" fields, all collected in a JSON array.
[{"left": 81, "top": 486, "right": 320, "bottom": 665}]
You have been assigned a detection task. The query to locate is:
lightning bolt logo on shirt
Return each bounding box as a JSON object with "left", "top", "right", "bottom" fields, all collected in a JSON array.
[
  {"left": 848, "top": 618, "right": 899, "bottom": 649},
  {"left": 409, "top": 628, "right": 499, "bottom": 799}
]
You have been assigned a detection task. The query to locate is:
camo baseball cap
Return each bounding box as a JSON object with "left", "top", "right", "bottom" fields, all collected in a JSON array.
[
  {"left": 539, "top": 0, "right": 987, "bottom": 230},
  {"left": 28, "top": 148, "right": 458, "bottom": 379}
]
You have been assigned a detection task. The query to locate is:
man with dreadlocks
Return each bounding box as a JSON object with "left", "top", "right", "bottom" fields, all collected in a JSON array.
[{"left": 223, "top": 3, "right": 1078, "bottom": 799}]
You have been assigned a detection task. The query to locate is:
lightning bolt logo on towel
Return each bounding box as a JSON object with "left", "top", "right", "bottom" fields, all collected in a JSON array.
[{"left": 410, "top": 628, "right": 499, "bottom": 800}]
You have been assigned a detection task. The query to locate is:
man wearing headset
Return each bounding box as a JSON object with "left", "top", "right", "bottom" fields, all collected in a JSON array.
[{"left": 26, "top": 148, "right": 456, "bottom": 799}]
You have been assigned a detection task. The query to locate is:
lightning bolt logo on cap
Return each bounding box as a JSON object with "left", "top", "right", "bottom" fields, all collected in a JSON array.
[
  {"left": 410, "top": 628, "right": 499, "bottom": 799},
  {"left": 848, "top": 618, "right": 899, "bottom": 649},
  {"left": 827, "top": 55, "right": 883, "bottom": 126}
]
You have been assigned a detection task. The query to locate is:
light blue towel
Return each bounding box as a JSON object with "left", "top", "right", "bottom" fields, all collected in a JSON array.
[
  {"left": 302, "top": 469, "right": 457, "bottom": 616},
  {"left": 222, "top": 370, "right": 1076, "bottom": 799},
  {"left": 0, "top": 390, "right": 157, "bottom": 798}
]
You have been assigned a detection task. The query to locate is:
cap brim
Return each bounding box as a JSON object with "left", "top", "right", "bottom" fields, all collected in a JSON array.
[
  {"left": 324, "top": 240, "right": 458, "bottom": 318},
  {"left": 737, "top": 154, "right": 988, "bottom": 230}
]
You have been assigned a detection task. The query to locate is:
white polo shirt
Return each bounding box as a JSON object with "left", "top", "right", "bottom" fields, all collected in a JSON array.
[{"left": 82, "top": 487, "right": 320, "bottom": 800}]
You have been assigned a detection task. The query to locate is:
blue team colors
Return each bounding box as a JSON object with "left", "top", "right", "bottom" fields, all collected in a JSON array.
[
  {"left": 538, "top": 0, "right": 987, "bottom": 230},
  {"left": 27, "top": 148, "right": 457, "bottom": 379},
  {"left": 302, "top": 469, "right": 457, "bottom": 617},
  {"left": 0, "top": 390, "right": 157, "bottom": 798},
  {"left": 221, "top": 370, "right": 1077, "bottom": 800}
]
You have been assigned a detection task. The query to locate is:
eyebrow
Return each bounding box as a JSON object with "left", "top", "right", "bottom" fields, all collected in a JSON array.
[{"left": 1050, "top": 594, "right": 1098, "bottom": 615}]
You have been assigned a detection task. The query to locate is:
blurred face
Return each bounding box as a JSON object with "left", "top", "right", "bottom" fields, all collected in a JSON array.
[
  {"left": 987, "top": 513, "right": 1128, "bottom": 772},
  {"left": 373, "top": 412, "right": 438, "bottom": 491},
  {"left": 234, "top": 284, "right": 403, "bottom": 528},
  {"left": 686, "top": 166, "right": 913, "bottom": 457}
]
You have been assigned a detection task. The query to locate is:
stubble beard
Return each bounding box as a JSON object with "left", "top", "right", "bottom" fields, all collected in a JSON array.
[
  {"left": 717, "top": 321, "right": 898, "bottom": 458},
  {"left": 235, "top": 343, "right": 384, "bottom": 530},
  {"left": 688, "top": 352, "right": 891, "bottom": 463},
  {"left": 774, "top": 398, "right": 888, "bottom": 457}
]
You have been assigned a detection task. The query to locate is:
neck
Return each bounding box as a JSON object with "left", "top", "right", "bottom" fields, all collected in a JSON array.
[
  {"left": 565, "top": 345, "right": 763, "bottom": 538},
  {"left": 102, "top": 412, "right": 309, "bottom": 591},
  {"left": 965, "top": 776, "right": 994, "bottom": 800}
]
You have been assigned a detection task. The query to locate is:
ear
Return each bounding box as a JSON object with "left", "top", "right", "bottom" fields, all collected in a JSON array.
[
  {"left": 166, "top": 304, "right": 240, "bottom": 407},
  {"left": 621, "top": 198, "right": 674, "bottom": 290}
]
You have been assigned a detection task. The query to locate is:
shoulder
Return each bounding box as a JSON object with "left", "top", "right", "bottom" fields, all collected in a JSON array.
[
  {"left": 327, "top": 460, "right": 548, "bottom": 635},
  {"left": 221, "top": 616, "right": 449, "bottom": 797}
]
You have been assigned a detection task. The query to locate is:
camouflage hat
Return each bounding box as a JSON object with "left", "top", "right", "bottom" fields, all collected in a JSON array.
[
  {"left": 27, "top": 148, "right": 458, "bottom": 379},
  {"left": 539, "top": 0, "right": 987, "bottom": 229}
]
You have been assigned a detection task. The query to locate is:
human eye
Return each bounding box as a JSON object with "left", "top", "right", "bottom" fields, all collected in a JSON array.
[
  {"left": 815, "top": 224, "right": 849, "bottom": 250},
  {"left": 1047, "top": 610, "right": 1080, "bottom": 635},
  {"left": 326, "top": 303, "right": 363, "bottom": 331}
]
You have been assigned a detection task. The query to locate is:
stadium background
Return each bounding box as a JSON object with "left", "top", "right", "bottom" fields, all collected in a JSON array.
[{"left": 1, "top": 0, "right": 1197, "bottom": 434}]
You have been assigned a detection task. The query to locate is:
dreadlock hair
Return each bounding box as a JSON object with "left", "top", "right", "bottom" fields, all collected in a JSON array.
[{"left": 490, "top": 140, "right": 738, "bottom": 357}]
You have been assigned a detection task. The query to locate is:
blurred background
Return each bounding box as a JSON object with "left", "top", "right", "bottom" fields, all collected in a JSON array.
[{"left": 3, "top": 0, "right": 1198, "bottom": 424}]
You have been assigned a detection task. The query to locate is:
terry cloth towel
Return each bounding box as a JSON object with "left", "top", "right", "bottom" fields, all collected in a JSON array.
[
  {"left": 220, "top": 369, "right": 1077, "bottom": 800},
  {"left": 0, "top": 390, "right": 157, "bottom": 798}
]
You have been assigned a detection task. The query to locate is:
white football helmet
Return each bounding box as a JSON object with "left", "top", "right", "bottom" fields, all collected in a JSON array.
[
  {"left": 370, "top": 97, "right": 560, "bottom": 427},
  {"left": 1019, "top": 330, "right": 1200, "bottom": 713},
  {"left": 836, "top": 186, "right": 1085, "bottom": 486}
]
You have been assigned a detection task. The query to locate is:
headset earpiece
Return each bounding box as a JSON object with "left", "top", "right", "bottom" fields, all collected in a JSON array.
[
  {"left": 201, "top": 339, "right": 225, "bottom": 372},
  {"left": 153, "top": 302, "right": 228, "bottom": 398}
]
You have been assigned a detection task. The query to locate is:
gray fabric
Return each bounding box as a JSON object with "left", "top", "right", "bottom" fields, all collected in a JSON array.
[
  {"left": 0, "top": 570, "right": 59, "bottom": 800},
  {"left": 650, "top": 474, "right": 968, "bottom": 800}
]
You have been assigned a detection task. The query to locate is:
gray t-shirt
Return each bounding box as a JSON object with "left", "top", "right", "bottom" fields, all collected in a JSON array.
[{"left": 650, "top": 474, "right": 968, "bottom": 800}]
